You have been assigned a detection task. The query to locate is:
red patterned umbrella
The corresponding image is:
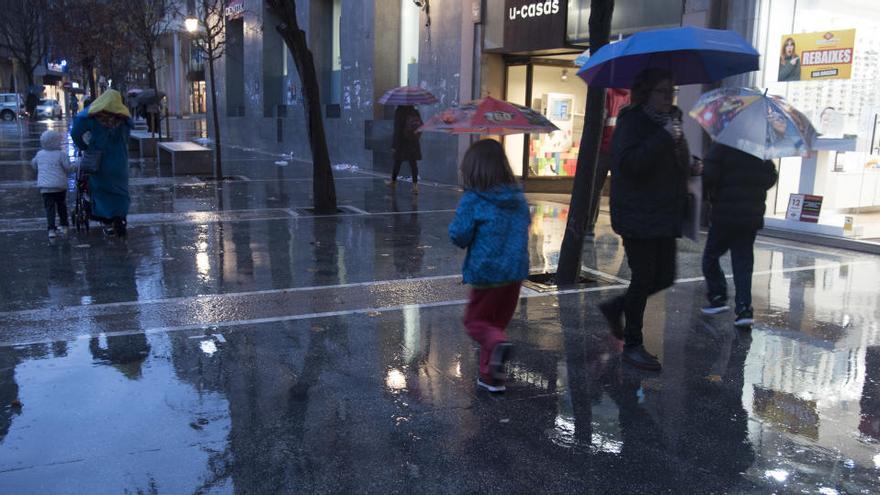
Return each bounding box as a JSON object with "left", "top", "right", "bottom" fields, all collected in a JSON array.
[
  {"left": 378, "top": 86, "right": 438, "bottom": 106},
  {"left": 418, "top": 96, "right": 558, "bottom": 135}
]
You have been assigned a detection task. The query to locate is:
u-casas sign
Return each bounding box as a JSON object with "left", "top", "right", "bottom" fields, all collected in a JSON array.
[
  {"left": 504, "top": 0, "right": 567, "bottom": 52},
  {"left": 508, "top": 0, "right": 561, "bottom": 20}
]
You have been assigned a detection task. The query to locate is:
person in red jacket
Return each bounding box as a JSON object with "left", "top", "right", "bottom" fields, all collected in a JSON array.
[{"left": 587, "top": 88, "right": 630, "bottom": 236}]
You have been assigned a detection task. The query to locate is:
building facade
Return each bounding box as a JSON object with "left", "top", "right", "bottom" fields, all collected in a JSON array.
[
  {"left": 207, "top": 0, "right": 880, "bottom": 245},
  {"left": 209, "top": 0, "right": 477, "bottom": 185}
]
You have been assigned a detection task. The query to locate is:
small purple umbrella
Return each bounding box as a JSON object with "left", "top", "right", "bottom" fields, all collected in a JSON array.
[{"left": 378, "top": 86, "right": 438, "bottom": 106}]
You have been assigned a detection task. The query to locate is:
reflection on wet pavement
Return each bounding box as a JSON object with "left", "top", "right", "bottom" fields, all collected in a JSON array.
[{"left": 1, "top": 118, "right": 879, "bottom": 492}]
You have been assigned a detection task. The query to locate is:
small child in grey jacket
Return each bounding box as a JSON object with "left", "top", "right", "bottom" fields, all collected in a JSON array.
[{"left": 31, "top": 130, "right": 73, "bottom": 238}]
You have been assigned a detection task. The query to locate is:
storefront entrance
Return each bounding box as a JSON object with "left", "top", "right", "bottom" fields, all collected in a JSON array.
[
  {"left": 483, "top": 0, "right": 682, "bottom": 192},
  {"left": 190, "top": 81, "right": 206, "bottom": 114},
  {"left": 504, "top": 55, "right": 587, "bottom": 192}
]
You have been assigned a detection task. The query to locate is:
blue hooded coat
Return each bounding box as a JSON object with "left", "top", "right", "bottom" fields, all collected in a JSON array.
[
  {"left": 71, "top": 109, "right": 133, "bottom": 219},
  {"left": 448, "top": 185, "right": 531, "bottom": 286}
]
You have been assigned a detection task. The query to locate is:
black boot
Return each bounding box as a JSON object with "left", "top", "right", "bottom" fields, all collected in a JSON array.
[
  {"left": 621, "top": 345, "right": 662, "bottom": 371},
  {"left": 600, "top": 299, "right": 624, "bottom": 340},
  {"left": 113, "top": 218, "right": 127, "bottom": 238}
]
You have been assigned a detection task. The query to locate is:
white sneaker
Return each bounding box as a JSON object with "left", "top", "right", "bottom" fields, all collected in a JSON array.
[
  {"left": 48, "top": 229, "right": 57, "bottom": 238},
  {"left": 57, "top": 226, "right": 68, "bottom": 235},
  {"left": 700, "top": 296, "right": 730, "bottom": 315},
  {"left": 477, "top": 377, "right": 506, "bottom": 393}
]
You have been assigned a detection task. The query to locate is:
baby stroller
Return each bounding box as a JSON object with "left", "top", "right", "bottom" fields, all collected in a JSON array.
[{"left": 72, "top": 167, "right": 91, "bottom": 232}]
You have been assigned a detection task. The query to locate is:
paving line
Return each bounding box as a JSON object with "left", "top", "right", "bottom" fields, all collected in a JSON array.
[
  {"left": 0, "top": 207, "right": 459, "bottom": 233},
  {"left": 0, "top": 254, "right": 871, "bottom": 318},
  {"left": 580, "top": 265, "right": 629, "bottom": 284},
  {"left": 0, "top": 177, "right": 201, "bottom": 190},
  {"left": 2, "top": 260, "right": 872, "bottom": 348},
  {"left": 0, "top": 273, "right": 465, "bottom": 316},
  {"left": 341, "top": 205, "right": 371, "bottom": 215},
  {"left": 672, "top": 260, "right": 874, "bottom": 284},
  {"left": 6, "top": 286, "right": 626, "bottom": 347},
  {"left": 753, "top": 238, "right": 858, "bottom": 258},
  {"left": 214, "top": 176, "right": 379, "bottom": 183}
]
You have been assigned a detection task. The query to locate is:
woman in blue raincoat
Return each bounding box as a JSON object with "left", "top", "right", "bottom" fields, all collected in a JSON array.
[{"left": 71, "top": 89, "right": 133, "bottom": 237}]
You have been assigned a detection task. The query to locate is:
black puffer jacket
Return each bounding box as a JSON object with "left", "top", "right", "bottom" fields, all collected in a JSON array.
[
  {"left": 703, "top": 144, "right": 778, "bottom": 231},
  {"left": 610, "top": 104, "right": 691, "bottom": 239}
]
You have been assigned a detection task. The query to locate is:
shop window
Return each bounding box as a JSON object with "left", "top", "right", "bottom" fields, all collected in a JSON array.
[
  {"left": 225, "top": 18, "right": 245, "bottom": 117},
  {"left": 567, "top": 0, "right": 683, "bottom": 43},
  {"left": 757, "top": 0, "right": 880, "bottom": 239},
  {"left": 527, "top": 64, "right": 585, "bottom": 178},
  {"left": 400, "top": 0, "right": 420, "bottom": 86},
  {"left": 263, "top": 8, "right": 286, "bottom": 117},
  {"left": 328, "top": 0, "right": 342, "bottom": 105},
  {"left": 504, "top": 60, "right": 587, "bottom": 179},
  {"left": 191, "top": 81, "right": 206, "bottom": 114}
]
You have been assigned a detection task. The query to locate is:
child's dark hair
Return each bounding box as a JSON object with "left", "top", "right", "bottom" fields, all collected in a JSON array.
[{"left": 460, "top": 139, "right": 516, "bottom": 190}]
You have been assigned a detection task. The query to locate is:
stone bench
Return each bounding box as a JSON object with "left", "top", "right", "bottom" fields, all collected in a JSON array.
[
  {"left": 158, "top": 141, "right": 212, "bottom": 175},
  {"left": 129, "top": 131, "right": 165, "bottom": 158}
]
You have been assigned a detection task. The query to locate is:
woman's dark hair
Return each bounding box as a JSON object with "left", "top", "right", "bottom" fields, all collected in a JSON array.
[
  {"left": 630, "top": 68, "right": 675, "bottom": 105},
  {"left": 460, "top": 139, "right": 516, "bottom": 190}
]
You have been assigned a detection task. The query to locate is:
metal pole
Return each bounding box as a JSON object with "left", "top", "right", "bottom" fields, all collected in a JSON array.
[{"left": 165, "top": 107, "right": 171, "bottom": 140}]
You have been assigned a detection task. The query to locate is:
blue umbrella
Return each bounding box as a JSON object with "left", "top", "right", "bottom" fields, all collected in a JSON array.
[{"left": 577, "top": 26, "right": 760, "bottom": 88}]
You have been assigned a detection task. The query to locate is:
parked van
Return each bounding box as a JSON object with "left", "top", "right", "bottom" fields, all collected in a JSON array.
[{"left": 0, "top": 93, "right": 23, "bottom": 121}]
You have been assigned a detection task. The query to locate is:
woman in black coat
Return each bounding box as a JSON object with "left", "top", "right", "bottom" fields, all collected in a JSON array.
[
  {"left": 600, "top": 68, "right": 701, "bottom": 372},
  {"left": 391, "top": 105, "right": 423, "bottom": 193}
]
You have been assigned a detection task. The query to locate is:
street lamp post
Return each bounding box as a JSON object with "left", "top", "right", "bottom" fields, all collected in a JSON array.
[{"left": 184, "top": 16, "right": 199, "bottom": 115}]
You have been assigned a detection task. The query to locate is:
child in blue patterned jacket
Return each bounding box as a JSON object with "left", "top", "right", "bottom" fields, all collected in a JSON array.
[{"left": 449, "top": 139, "right": 531, "bottom": 393}]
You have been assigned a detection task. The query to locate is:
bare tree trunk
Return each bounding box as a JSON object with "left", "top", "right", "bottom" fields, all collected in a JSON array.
[
  {"left": 85, "top": 61, "right": 97, "bottom": 98},
  {"left": 149, "top": 62, "right": 160, "bottom": 139},
  {"left": 267, "top": 0, "right": 336, "bottom": 213},
  {"left": 555, "top": 0, "right": 615, "bottom": 286},
  {"left": 207, "top": 52, "right": 223, "bottom": 179},
  {"left": 147, "top": 56, "right": 158, "bottom": 91}
]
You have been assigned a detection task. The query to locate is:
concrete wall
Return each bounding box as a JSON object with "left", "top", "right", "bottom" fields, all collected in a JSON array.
[
  {"left": 411, "top": 0, "right": 467, "bottom": 185},
  {"left": 325, "top": 0, "right": 376, "bottom": 169}
]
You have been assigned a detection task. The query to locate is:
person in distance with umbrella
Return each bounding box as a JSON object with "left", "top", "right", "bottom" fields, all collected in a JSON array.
[{"left": 390, "top": 105, "right": 423, "bottom": 194}]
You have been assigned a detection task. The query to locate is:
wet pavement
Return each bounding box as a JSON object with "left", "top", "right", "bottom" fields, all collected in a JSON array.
[{"left": 1, "top": 117, "right": 880, "bottom": 493}]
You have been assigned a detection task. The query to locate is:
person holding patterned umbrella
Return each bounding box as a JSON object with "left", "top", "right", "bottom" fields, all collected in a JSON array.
[
  {"left": 391, "top": 105, "right": 424, "bottom": 193},
  {"left": 689, "top": 88, "right": 815, "bottom": 327},
  {"left": 379, "top": 86, "right": 437, "bottom": 194}
]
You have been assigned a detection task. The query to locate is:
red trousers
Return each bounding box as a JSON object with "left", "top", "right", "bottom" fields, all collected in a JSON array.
[{"left": 463, "top": 282, "right": 522, "bottom": 377}]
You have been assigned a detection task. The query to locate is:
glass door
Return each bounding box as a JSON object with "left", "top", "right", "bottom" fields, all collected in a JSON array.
[{"left": 504, "top": 64, "right": 528, "bottom": 177}]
